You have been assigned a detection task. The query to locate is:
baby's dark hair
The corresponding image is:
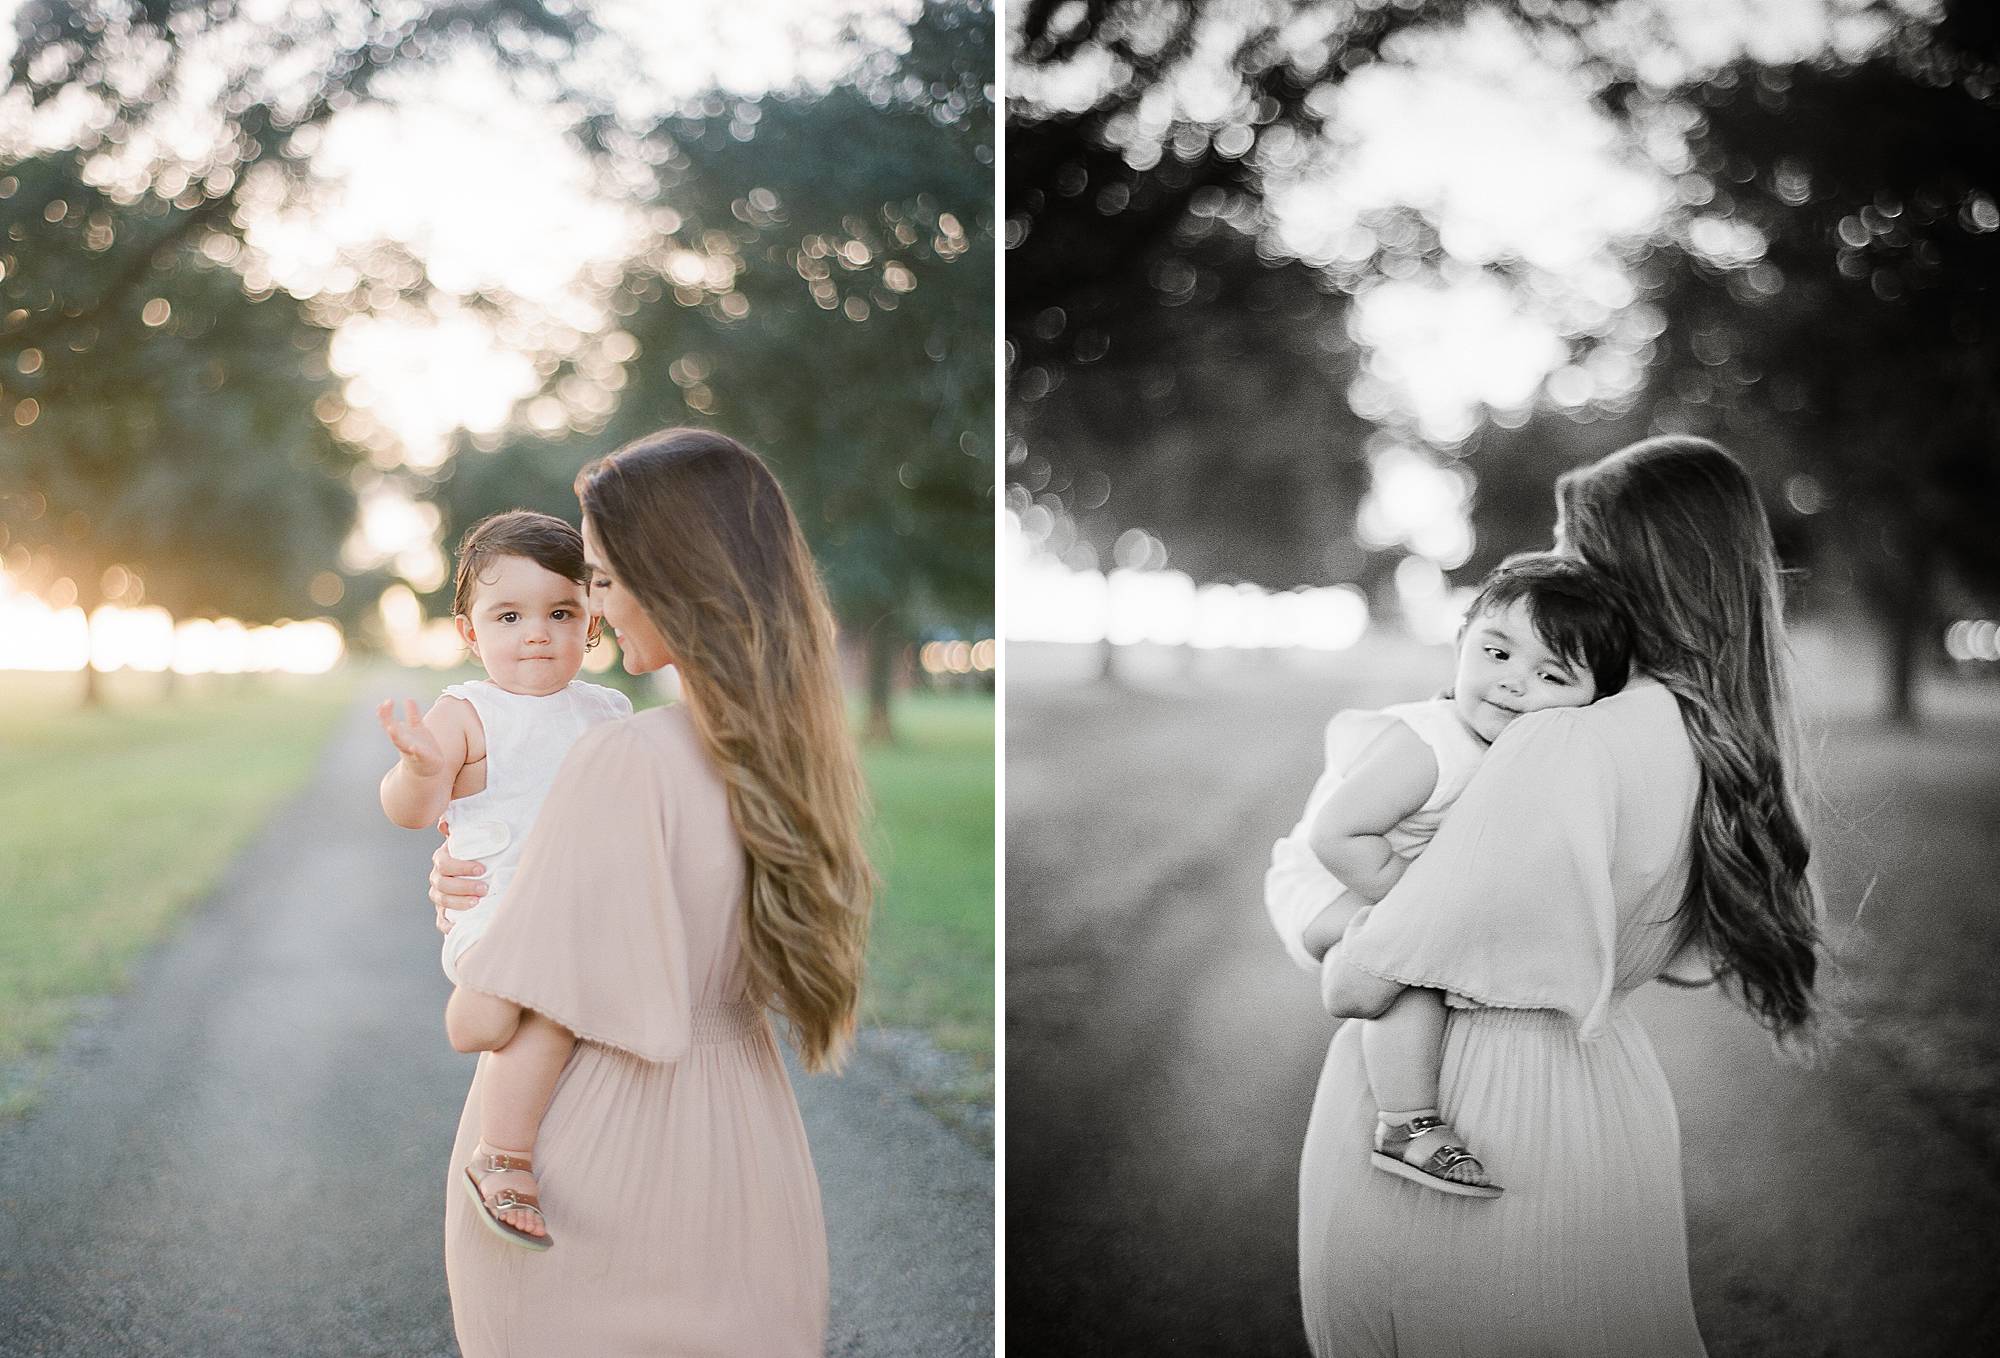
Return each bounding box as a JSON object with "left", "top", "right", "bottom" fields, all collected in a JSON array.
[
  {"left": 450, "top": 509, "right": 589, "bottom": 618},
  {"left": 1464, "top": 553, "right": 1634, "bottom": 695}
]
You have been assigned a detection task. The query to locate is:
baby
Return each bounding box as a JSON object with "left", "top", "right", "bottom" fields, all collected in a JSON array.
[
  {"left": 376, "top": 509, "right": 632, "bottom": 1249},
  {"left": 1298, "top": 554, "right": 1632, "bottom": 1196}
]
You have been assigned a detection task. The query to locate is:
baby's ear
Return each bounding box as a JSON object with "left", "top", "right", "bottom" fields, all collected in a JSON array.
[
  {"left": 453, "top": 613, "right": 479, "bottom": 657},
  {"left": 584, "top": 614, "right": 605, "bottom": 649}
]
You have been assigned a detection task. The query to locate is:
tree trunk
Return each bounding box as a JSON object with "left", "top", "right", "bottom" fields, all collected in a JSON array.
[
  {"left": 1882, "top": 598, "right": 1920, "bottom": 728},
  {"left": 77, "top": 572, "right": 103, "bottom": 709},
  {"left": 1875, "top": 535, "right": 1933, "bottom": 729},
  {"left": 864, "top": 617, "right": 900, "bottom": 746}
]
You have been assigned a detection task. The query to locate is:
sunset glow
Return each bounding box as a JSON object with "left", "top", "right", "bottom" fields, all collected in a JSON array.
[{"left": 0, "top": 572, "right": 346, "bottom": 675}]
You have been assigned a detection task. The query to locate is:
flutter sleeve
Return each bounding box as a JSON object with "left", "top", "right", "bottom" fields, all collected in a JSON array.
[
  {"left": 453, "top": 719, "right": 691, "bottom": 1064},
  {"left": 1332, "top": 706, "right": 1624, "bottom": 1038}
]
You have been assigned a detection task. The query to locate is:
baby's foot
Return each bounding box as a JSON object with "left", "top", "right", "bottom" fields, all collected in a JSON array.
[
  {"left": 465, "top": 1142, "right": 553, "bottom": 1245},
  {"left": 1371, "top": 1110, "right": 1503, "bottom": 1198}
]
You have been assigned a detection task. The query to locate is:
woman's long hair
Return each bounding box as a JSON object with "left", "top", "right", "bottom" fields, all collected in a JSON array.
[
  {"left": 576, "top": 429, "right": 873, "bottom": 1072},
  {"left": 1558, "top": 436, "right": 1825, "bottom": 1052}
]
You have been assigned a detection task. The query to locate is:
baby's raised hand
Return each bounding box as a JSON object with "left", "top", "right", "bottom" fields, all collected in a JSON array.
[{"left": 377, "top": 698, "right": 447, "bottom": 777}]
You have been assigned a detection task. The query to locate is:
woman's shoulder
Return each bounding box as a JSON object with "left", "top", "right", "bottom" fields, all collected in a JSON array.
[
  {"left": 547, "top": 708, "right": 716, "bottom": 824},
  {"left": 1499, "top": 677, "right": 1694, "bottom": 794},
  {"left": 1576, "top": 677, "right": 1691, "bottom": 760}
]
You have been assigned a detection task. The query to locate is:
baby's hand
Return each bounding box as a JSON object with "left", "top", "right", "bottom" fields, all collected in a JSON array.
[{"left": 377, "top": 698, "right": 448, "bottom": 777}]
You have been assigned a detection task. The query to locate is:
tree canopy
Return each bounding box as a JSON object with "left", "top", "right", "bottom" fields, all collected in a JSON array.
[
  {"left": 1, "top": 0, "right": 588, "bottom": 663},
  {"left": 1008, "top": 0, "right": 1992, "bottom": 720},
  {"left": 432, "top": 0, "right": 996, "bottom": 734}
]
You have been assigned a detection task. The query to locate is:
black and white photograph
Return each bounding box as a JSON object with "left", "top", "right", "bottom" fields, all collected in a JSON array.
[{"left": 1006, "top": 1, "right": 2000, "bottom": 1355}]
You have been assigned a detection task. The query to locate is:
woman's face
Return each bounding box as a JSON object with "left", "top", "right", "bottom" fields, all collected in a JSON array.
[{"left": 581, "top": 516, "right": 673, "bottom": 675}]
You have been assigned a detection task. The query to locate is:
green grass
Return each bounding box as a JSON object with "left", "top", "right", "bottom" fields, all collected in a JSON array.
[
  {"left": 0, "top": 669, "right": 994, "bottom": 1122},
  {"left": 0, "top": 671, "right": 350, "bottom": 1111},
  {"left": 857, "top": 692, "right": 996, "bottom": 1084}
]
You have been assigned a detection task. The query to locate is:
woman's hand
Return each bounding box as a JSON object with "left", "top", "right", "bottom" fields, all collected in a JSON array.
[
  {"left": 377, "top": 698, "right": 448, "bottom": 778},
  {"left": 430, "top": 817, "right": 488, "bottom": 933},
  {"left": 1301, "top": 891, "right": 1374, "bottom": 961},
  {"left": 1320, "top": 951, "right": 1404, "bottom": 1020}
]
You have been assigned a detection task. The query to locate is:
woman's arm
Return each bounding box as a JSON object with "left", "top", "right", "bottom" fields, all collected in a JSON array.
[
  {"left": 1298, "top": 889, "right": 1371, "bottom": 961},
  {"left": 1320, "top": 945, "right": 1405, "bottom": 1019},
  {"left": 1306, "top": 723, "right": 1436, "bottom": 903},
  {"left": 1321, "top": 707, "right": 1627, "bottom": 1033}
]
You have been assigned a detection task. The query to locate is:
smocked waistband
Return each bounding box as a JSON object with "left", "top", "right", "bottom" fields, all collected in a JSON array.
[{"left": 691, "top": 998, "right": 764, "bottom": 1045}]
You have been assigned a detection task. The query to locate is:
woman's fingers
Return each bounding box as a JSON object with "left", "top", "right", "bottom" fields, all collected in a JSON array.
[{"left": 428, "top": 838, "right": 488, "bottom": 912}]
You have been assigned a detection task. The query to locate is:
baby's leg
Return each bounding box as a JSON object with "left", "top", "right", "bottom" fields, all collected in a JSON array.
[
  {"left": 473, "top": 1011, "right": 575, "bottom": 1239},
  {"left": 1363, "top": 988, "right": 1497, "bottom": 1191},
  {"left": 1361, "top": 986, "right": 1446, "bottom": 1115}
]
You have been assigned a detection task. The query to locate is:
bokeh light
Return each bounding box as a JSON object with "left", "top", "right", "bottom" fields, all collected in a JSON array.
[{"left": 0, "top": 568, "right": 345, "bottom": 675}]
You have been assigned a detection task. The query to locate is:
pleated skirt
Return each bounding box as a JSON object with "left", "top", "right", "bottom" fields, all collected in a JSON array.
[
  {"left": 1299, "top": 1005, "right": 1707, "bottom": 1358},
  {"left": 445, "top": 1011, "right": 828, "bottom": 1358}
]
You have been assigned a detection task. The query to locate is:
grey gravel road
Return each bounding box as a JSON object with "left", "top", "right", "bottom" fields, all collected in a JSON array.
[
  {"left": 1005, "top": 643, "right": 2000, "bottom": 1357},
  {"left": 0, "top": 689, "right": 991, "bottom": 1358}
]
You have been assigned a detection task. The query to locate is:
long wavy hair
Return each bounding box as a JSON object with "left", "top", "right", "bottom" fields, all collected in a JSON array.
[
  {"left": 1557, "top": 436, "right": 1824, "bottom": 1052},
  {"left": 575, "top": 429, "right": 874, "bottom": 1072}
]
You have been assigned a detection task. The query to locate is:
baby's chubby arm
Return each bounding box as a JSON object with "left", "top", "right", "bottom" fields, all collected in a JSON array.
[
  {"left": 1306, "top": 721, "right": 1438, "bottom": 905},
  {"left": 377, "top": 695, "right": 475, "bottom": 830}
]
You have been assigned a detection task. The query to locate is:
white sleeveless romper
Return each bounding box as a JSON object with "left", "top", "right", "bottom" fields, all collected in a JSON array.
[
  {"left": 437, "top": 678, "right": 633, "bottom": 983},
  {"left": 1326, "top": 697, "right": 1488, "bottom": 859}
]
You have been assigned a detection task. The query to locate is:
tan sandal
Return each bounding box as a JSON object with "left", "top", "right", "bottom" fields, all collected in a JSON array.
[
  {"left": 462, "top": 1148, "right": 555, "bottom": 1251},
  {"left": 1371, "top": 1114, "right": 1503, "bottom": 1199}
]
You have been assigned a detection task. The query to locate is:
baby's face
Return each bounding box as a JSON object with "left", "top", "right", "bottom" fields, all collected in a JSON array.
[
  {"left": 457, "top": 553, "right": 591, "bottom": 697},
  {"left": 1451, "top": 597, "right": 1598, "bottom": 743}
]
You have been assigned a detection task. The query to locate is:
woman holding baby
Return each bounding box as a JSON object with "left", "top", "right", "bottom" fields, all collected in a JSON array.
[
  {"left": 1270, "top": 434, "right": 1828, "bottom": 1357},
  {"left": 425, "top": 427, "right": 872, "bottom": 1357}
]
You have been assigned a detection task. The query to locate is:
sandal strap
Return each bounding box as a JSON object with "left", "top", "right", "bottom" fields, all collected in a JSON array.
[
  {"left": 1379, "top": 1117, "right": 1484, "bottom": 1174},
  {"left": 476, "top": 1151, "right": 534, "bottom": 1175},
  {"left": 486, "top": 1190, "right": 544, "bottom": 1218},
  {"left": 1421, "top": 1145, "right": 1486, "bottom": 1178}
]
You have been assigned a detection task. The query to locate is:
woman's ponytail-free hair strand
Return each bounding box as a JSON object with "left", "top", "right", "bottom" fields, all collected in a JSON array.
[
  {"left": 1558, "top": 435, "right": 1827, "bottom": 1057},
  {"left": 576, "top": 428, "right": 874, "bottom": 1073}
]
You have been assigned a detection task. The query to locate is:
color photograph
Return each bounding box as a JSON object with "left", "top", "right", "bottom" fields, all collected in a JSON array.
[{"left": 0, "top": 2, "right": 994, "bottom": 1354}]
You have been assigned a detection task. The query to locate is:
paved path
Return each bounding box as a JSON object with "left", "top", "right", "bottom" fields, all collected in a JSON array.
[
  {"left": 1005, "top": 644, "right": 2000, "bottom": 1357},
  {"left": 0, "top": 689, "right": 991, "bottom": 1357}
]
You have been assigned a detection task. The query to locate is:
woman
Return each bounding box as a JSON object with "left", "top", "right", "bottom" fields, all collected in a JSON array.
[
  {"left": 430, "top": 428, "right": 873, "bottom": 1357},
  {"left": 1274, "top": 435, "right": 1825, "bottom": 1356}
]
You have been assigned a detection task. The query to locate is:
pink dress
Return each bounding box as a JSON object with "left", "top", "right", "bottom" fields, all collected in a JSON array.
[
  {"left": 1300, "top": 678, "right": 1710, "bottom": 1357},
  {"left": 444, "top": 706, "right": 827, "bottom": 1358}
]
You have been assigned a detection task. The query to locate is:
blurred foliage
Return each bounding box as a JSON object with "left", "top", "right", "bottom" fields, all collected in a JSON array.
[
  {"left": 1641, "top": 0, "right": 2000, "bottom": 721},
  {"left": 434, "top": 0, "right": 995, "bottom": 733},
  {"left": 0, "top": 0, "right": 589, "bottom": 671},
  {"left": 1008, "top": 0, "right": 1456, "bottom": 583},
  {"left": 2, "top": 0, "right": 994, "bottom": 735},
  {"left": 1009, "top": 0, "right": 1993, "bottom": 721}
]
